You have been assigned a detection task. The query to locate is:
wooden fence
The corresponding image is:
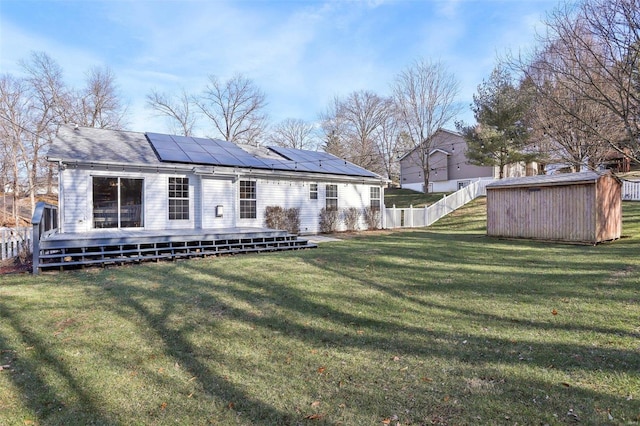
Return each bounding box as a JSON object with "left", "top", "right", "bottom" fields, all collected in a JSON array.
[
  {"left": 1, "top": 227, "right": 32, "bottom": 260},
  {"left": 384, "top": 178, "right": 491, "bottom": 229}
]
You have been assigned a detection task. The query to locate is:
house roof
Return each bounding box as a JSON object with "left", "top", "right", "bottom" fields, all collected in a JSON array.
[
  {"left": 486, "top": 171, "right": 610, "bottom": 189},
  {"left": 429, "top": 148, "right": 451, "bottom": 157},
  {"left": 47, "top": 126, "right": 381, "bottom": 179},
  {"left": 398, "top": 128, "right": 462, "bottom": 161}
]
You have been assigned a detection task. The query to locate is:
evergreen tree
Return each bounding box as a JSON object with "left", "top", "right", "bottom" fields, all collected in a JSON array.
[{"left": 457, "top": 65, "right": 534, "bottom": 178}]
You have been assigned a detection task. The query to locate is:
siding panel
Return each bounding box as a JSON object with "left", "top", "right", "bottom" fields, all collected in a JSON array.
[{"left": 487, "top": 175, "right": 620, "bottom": 243}]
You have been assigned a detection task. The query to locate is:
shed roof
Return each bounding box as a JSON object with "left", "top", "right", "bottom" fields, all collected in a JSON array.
[
  {"left": 47, "top": 126, "right": 381, "bottom": 179},
  {"left": 486, "top": 171, "right": 609, "bottom": 189}
]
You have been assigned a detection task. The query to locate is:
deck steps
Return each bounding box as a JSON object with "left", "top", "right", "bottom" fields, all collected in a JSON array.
[{"left": 36, "top": 232, "right": 316, "bottom": 272}]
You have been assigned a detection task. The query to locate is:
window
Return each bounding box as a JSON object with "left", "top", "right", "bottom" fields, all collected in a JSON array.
[
  {"left": 239, "top": 180, "right": 257, "bottom": 219},
  {"left": 93, "top": 177, "right": 143, "bottom": 228},
  {"left": 309, "top": 183, "right": 318, "bottom": 200},
  {"left": 326, "top": 184, "right": 338, "bottom": 210},
  {"left": 370, "top": 186, "right": 381, "bottom": 210},
  {"left": 169, "top": 177, "right": 189, "bottom": 220},
  {"left": 457, "top": 180, "right": 471, "bottom": 190}
]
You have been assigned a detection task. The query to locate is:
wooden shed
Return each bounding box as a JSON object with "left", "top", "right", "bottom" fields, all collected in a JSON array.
[{"left": 486, "top": 171, "right": 621, "bottom": 244}]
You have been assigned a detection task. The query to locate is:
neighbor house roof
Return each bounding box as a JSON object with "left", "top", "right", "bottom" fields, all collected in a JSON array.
[
  {"left": 47, "top": 126, "right": 381, "bottom": 179},
  {"left": 486, "top": 171, "right": 609, "bottom": 189},
  {"left": 398, "top": 128, "right": 462, "bottom": 162}
]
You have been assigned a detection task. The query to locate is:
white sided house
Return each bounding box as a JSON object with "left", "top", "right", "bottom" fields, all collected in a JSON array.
[
  {"left": 399, "top": 129, "right": 534, "bottom": 193},
  {"left": 49, "top": 126, "right": 386, "bottom": 234},
  {"left": 32, "top": 126, "right": 385, "bottom": 272}
]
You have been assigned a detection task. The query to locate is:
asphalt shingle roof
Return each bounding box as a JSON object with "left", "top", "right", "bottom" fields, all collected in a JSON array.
[
  {"left": 47, "top": 126, "right": 382, "bottom": 179},
  {"left": 486, "top": 171, "right": 603, "bottom": 189}
]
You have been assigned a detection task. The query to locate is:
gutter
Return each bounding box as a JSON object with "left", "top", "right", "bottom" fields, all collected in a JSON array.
[{"left": 50, "top": 157, "right": 389, "bottom": 186}]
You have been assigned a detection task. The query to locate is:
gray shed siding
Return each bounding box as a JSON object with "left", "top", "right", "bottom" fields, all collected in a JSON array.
[
  {"left": 487, "top": 183, "right": 597, "bottom": 241},
  {"left": 486, "top": 173, "right": 621, "bottom": 243}
]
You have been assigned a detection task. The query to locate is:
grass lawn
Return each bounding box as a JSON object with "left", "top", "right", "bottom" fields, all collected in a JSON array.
[
  {"left": 384, "top": 187, "right": 450, "bottom": 208},
  {"left": 1, "top": 199, "right": 639, "bottom": 425}
]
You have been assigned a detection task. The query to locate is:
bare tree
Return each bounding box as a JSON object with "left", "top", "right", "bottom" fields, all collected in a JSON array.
[
  {"left": 20, "top": 51, "right": 72, "bottom": 125},
  {"left": 146, "top": 88, "right": 197, "bottom": 136},
  {"left": 525, "top": 70, "right": 619, "bottom": 171},
  {"left": 517, "top": 0, "right": 640, "bottom": 167},
  {"left": 319, "top": 91, "right": 390, "bottom": 174},
  {"left": 195, "top": 73, "right": 268, "bottom": 145},
  {"left": 268, "top": 118, "right": 317, "bottom": 150},
  {"left": 392, "top": 59, "right": 461, "bottom": 192},
  {"left": 320, "top": 101, "right": 349, "bottom": 159},
  {"left": 19, "top": 52, "right": 71, "bottom": 208},
  {"left": 74, "top": 66, "right": 127, "bottom": 129},
  {"left": 372, "top": 104, "right": 406, "bottom": 183},
  {"left": 0, "top": 74, "right": 31, "bottom": 223}
]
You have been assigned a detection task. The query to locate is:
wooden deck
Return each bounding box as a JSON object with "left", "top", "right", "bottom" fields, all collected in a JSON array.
[{"left": 35, "top": 227, "right": 317, "bottom": 272}]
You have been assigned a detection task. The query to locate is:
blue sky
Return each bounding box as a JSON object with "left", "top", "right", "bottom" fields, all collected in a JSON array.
[{"left": 1, "top": 0, "right": 559, "bottom": 136}]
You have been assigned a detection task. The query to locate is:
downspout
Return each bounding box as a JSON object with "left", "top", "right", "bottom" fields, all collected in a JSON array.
[{"left": 57, "top": 161, "right": 64, "bottom": 234}]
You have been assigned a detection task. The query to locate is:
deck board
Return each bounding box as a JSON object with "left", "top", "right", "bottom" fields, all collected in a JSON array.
[
  {"left": 35, "top": 227, "right": 316, "bottom": 272},
  {"left": 43, "top": 227, "right": 284, "bottom": 242}
]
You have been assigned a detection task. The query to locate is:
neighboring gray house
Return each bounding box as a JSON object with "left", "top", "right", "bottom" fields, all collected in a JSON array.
[
  {"left": 399, "top": 129, "right": 532, "bottom": 193},
  {"left": 47, "top": 126, "right": 387, "bottom": 235}
]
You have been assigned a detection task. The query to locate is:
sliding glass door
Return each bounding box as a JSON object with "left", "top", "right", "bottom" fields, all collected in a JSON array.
[{"left": 93, "top": 177, "right": 144, "bottom": 228}]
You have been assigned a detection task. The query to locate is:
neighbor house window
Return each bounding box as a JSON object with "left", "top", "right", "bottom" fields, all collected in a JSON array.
[
  {"left": 457, "top": 180, "right": 471, "bottom": 190},
  {"left": 168, "top": 177, "right": 189, "bottom": 220},
  {"left": 309, "top": 183, "right": 318, "bottom": 200},
  {"left": 370, "top": 186, "right": 381, "bottom": 210},
  {"left": 93, "top": 177, "right": 144, "bottom": 228},
  {"left": 240, "top": 180, "right": 257, "bottom": 219},
  {"left": 326, "top": 184, "right": 338, "bottom": 210}
]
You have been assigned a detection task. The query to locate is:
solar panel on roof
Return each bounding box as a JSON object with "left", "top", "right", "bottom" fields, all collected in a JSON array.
[
  {"left": 268, "top": 146, "right": 379, "bottom": 178},
  {"left": 182, "top": 145, "right": 208, "bottom": 154},
  {"left": 146, "top": 132, "right": 379, "bottom": 178},
  {"left": 154, "top": 148, "right": 192, "bottom": 163}
]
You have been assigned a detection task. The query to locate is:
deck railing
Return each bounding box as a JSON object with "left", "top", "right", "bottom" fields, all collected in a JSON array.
[
  {"left": 32, "top": 201, "right": 58, "bottom": 274},
  {"left": 384, "top": 178, "right": 489, "bottom": 229}
]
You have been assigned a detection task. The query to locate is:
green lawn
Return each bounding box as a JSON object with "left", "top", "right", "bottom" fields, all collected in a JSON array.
[
  {"left": 1, "top": 200, "right": 639, "bottom": 425},
  {"left": 384, "top": 187, "right": 450, "bottom": 208}
]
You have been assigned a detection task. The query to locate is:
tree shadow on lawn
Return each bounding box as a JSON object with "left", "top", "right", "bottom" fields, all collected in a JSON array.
[
  {"left": 109, "top": 258, "right": 639, "bottom": 423},
  {"left": 4, "top": 246, "right": 635, "bottom": 424},
  {"left": 336, "top": 229, "right": 640, "bottom": 303},
  {"left": 0, "top": 301, "right": 113, "bottom": 425},
  {"left": 80, "top": 271, "right": 302, "bottom": 425}
]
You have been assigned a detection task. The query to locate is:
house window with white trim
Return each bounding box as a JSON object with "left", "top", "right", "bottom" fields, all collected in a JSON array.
[
  {"left": 370, "top": 186, "right": 381, "bottom": 210},
  {"left": 326, "top": 184, "right": 338, "bottom": 210},
  {"left": 240, "top": 180, "right": 257, "bottom": 219},
  {"left": 168, "top": 177, "right": 189, "bottom": 220},
  {"left": 309, "top": 183, "right": 318, "bottom": 200},
  {"left": 93, "top": 177, "right": 144, "bottom": 228}
]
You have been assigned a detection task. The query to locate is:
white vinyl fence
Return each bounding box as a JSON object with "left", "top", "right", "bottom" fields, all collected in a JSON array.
[
  {"left": 622, "top": 180, "right": 640, "bottom": 200},
  {"left": 1, "top": 227, "right": 32, "bottom": 260},
  {"left": 384, "top": 179, "right": 491, "bottom": 229}
]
